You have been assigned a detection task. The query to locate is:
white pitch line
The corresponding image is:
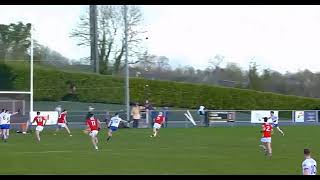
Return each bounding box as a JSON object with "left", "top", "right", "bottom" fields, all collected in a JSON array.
[
  {"left": 16, "top": 150, "right": 73, "bottom": 154},
  {"left": 14, "top": 146, "right": 211, "bottom": 154}
]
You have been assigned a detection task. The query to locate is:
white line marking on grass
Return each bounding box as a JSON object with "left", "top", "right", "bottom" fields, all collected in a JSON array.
[
  {"left": 16, "top": 150, "right": 73, "bottom": 154},
  {"left": 14, "top": 145, "right": 212, "bottom": 155}
]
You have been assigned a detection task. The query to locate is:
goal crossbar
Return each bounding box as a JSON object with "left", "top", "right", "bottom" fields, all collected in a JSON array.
[{"left": 0, "top": 91, "right": 31, "bottom": 94}]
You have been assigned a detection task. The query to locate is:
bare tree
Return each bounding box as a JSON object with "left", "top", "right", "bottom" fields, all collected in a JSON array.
[
  {"left": 70, "top": 5, "right": 145, "bottom": 75},
  {"left": 136, "top": 51, "right": 156, "bottom": 71},
  {"left": 154, "top": 56, "right": 170, "bottom": 72},
  {"left": 208, "top": 54, "right": 224, "bottom": 69}
]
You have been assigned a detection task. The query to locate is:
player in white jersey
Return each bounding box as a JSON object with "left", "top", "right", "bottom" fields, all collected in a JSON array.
[
  {"left": 106, "top": 113, "right": 127, "bottom": 142},
  {"left": 0, "top": 109, "right": 4, "bottom": 119},
  {"left": 0, "top": 109, "right": 5, "bottom": 137},
  {"left": 302, "top": 148, "right": 317, "bottom": 175},
  {"left": 268, "top": 111, "right": 284, "bottom": 136},
  {"left": 1, "top": 110, "right": 19, "bottom": 142}
]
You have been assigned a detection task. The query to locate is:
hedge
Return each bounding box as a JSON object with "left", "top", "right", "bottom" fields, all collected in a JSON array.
[{"left": 4, "top": 62, "right": 320, "bottom": 110}]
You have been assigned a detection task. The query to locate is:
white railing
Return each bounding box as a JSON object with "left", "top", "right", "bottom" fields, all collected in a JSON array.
[
  {"left": 6, "top": 109, "right": 320, "bottom": 129},
  {"left": 141, "top": 109, "right": 320, "bottom": 128}
]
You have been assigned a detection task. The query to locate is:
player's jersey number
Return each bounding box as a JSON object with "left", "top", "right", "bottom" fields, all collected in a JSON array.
[
  {"left": 90, "top": 120, "right": 96, "bottom": 126},
  {"left": 264, "top": 126, "right": 271, "bottom": 131}
]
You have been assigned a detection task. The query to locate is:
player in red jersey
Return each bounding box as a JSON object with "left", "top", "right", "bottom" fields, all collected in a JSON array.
[
  {"left": 85, "top": 113, "right": 101, "bottom": 150},
  {"left": 54, "top": 109, "right": 72, "bottom": 136},
  {"left": 259, "top": 117, "right": 273, "bottom": 158},
  {"left": 32, "top": 111, "right": 48, "bottom": 142},
  {"left": 150, "top": 111, "right": 165, "bottom": 137}
]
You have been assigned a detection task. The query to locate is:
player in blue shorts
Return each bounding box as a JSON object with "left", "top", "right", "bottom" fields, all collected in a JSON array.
[
  {"left": 106, "top": 113, "right": 127, "bottom": 142},
  {"left": 1, "top": 110, "right": 19, "bottom": 142},
  {"left": 0, "top": 109, "right": 5, "bottom": 137},
  {"left": 268, "top": 111, "right": 284, "bottom": 136}
]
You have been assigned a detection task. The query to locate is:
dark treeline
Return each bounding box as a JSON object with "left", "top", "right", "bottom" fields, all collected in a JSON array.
[
  {"left": 129, "top": 53, "right": 320, "bottom": 98},
  {"left": 0, "top": 22, "right": 70, "bottom": 67}
]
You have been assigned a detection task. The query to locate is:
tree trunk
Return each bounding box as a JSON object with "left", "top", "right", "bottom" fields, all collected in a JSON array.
[
  {"left": 99, "top": 30, "right": 107, "bottom": 74},
  {"left": 104, "top": 41, "right": 113, "bottom": 74},
  {"left": 113, "top": 44, "right": 125, "bottom": 74}
]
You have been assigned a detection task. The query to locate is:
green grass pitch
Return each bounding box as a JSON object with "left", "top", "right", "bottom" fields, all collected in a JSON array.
[{"left": 0, "top": 126, "right": 318, "bottom": 175}]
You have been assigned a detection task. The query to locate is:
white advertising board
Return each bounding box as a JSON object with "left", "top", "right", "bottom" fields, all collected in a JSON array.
[
  {"left": 295, "top": 111, "right": 304, "bottom": 123},
  {"left": 251, "top": 111, "right": 278, "bottom": 123}
]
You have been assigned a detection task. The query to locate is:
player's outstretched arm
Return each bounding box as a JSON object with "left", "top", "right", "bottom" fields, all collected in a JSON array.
[
  {"left": 97, "top": 119, "right": 101, "bottom": 129},
  {"left": 11, "top": 111, "right": 19, "bottom": 116},
  {"left": 260, "top": 125, "right": 264, "bottom": 133},
  {"left": 83, "top": 122, "right": 91, "bottom": 134},
  {"left": 120, "top": 119, "right": 128, "bottom": 123}
]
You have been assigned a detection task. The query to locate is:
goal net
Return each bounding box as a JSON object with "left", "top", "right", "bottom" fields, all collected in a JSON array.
[{"left": 0, "top": 92, "right": 31, "bottom": 131}]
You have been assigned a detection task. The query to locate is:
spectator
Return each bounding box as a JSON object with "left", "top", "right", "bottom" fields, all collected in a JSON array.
[
  {"left": 198, "top": 106, "right": 208, "bottom": 127},
  {"left": 144, "top": 99, "right": 154, "bottom": 111},
  {"left": 198, "top": 106, "right": 205, "bottom": 115},
  {"left": 144, "top": 99, "right": 155, "bottom": 127},
  {"left": 131, "top": 103, "right": 141, "bottom": 128}
]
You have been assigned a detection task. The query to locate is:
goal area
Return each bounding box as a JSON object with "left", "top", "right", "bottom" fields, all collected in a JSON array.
[{"left": 0, "top": 92, "right": 31, "bottom": 131}]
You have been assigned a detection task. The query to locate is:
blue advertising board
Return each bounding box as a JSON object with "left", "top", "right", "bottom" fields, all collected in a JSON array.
[{"left": 304, "top": 111, "right": 317, "bottom": 122}]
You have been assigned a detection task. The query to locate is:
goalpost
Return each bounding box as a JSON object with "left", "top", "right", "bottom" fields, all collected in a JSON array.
[
  {"left": 0, "top": 24, "right": 34, "bottom": 131},
  {"left": 30, "top": 24, "right": 34, "bottom": 115}
]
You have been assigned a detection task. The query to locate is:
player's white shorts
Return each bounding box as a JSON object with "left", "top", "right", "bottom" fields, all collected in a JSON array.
[
  {"left": 153, "top": 123, "right": 162, "bottom": 129},
  {"left": 261, "top": 137, "right": 271, "bottom": 143},
  {"left": 36, "top": 126, "right": 44, "bottom": 132},
  {"left": 58, "top": 123, "right": 66, "bottom": 128},
  {"left": 89, "top": 130, "right": 99, "bottom": 137}
]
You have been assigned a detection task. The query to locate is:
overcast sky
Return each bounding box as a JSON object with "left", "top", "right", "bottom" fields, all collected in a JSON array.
[{"left": 1, "top": 5, "right": 320, "bottom": 73}]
